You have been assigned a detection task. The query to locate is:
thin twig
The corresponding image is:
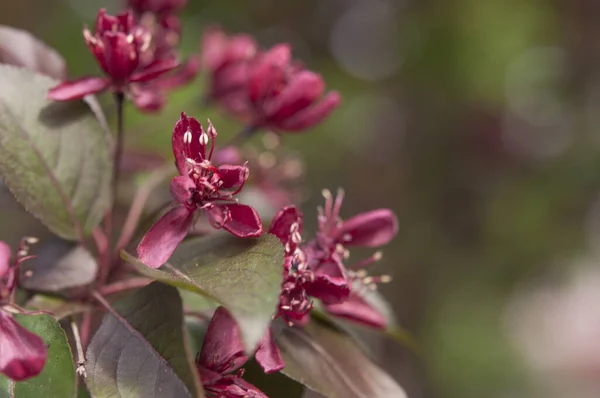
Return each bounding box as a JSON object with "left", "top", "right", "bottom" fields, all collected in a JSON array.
[
  {"left": 70, "top": 317, "right": 86, "bottom": 377},
  {"left": 98, "top": 277, "right": 151, "bottom": 296},
  {"left": 115, "top": 165, "right": 174, "bottom": 251},
  {"left": 99, "top": 92, "right": 126, "bottom": 287}
]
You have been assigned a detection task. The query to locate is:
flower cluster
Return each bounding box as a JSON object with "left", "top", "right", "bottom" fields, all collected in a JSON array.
[
  {"left": 270, "top": 190, "right": 398, "bottom": 329},
  {"left": 137, "top": 113, "right": 262, "bottom": 268},
  {"left": 202, "top": 27, "right": 341, "bottom": 134},
  {"left": 0, "top": 238, "right": 47, "bottom": 382},
  {"left": 48, "top": 5, "right": 197, "bottom": 111}
]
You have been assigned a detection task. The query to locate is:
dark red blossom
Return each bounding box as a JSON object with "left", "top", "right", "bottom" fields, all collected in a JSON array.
[
  {"left": 201, "top": 27, "right": 257, "bottom": 106},
  {"left": 0, "top": 239, "right": 47, "bottom": 382},
  {"left": 137, "top": 114, "right": 262, "bottom": 268},
  {"left": 0, "top": 311, "right": 47, "bottom": 381},
  {"left": 269, "top": 206, "right": 349, "bottom": 326},
  {"left": 196, "top": 307, "right": 283, "bottom": 398},
  {"left": 306, "top": 189, "right": 398, "bottom": 328},
  {"left": 240, "top": 44, "right": 341, "bottom": 133},
  {"left": 47, "top": 9, "right": 179, "bottom": 110}
]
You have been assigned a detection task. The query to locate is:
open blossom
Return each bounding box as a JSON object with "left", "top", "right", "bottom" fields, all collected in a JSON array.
[
  {"left": 269, "top": 206, "right": 350, "bottom": 326},
  {"left": 240, "top": 44, "right": 341, "bottom": 132},
  {"left": 137, "top": 113, "right": 262, "bottom": 268},
  {"left": 200, "top": 28, "right": 340, "bottom": 133},
  {"left": 47, "top": 9, "right": 179, "bottom": 109},
  {"left": 0, "top": 239, "right": 47, "bottom": 382},
  {"left": 196, "top": 307, "right": 283, "bottom": 398},
  {"left": 306, "top": 189, "right": 398, "bottom": 328}
]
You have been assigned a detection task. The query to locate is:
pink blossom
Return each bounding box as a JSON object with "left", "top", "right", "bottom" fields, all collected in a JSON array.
[{"left": 196, "top": 307, "right": 282, "bottom": 397}]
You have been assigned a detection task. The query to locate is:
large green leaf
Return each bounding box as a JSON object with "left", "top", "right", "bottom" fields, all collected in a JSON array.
[
  {"left": 122, "top": 234, "right": 284, "bottom": 352},
  {"left": 0, "top": 314, "right": 76, "bottom": 398},
  {"left": 277, "top": 321, "right": 408, "bottom": 398},
  {"left": 0, "top": 65, "right": 112, "bottom": 240},
  {"left": 85, "top": 282, "right": 203, "bottom": 398}
]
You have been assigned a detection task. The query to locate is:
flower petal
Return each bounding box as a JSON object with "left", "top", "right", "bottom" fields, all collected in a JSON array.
[
  {"left": 103, "top": 32, "right": 138, "bottom": 82},
  {"left": 217, "top": 164, "right": 248, "bottom": 189},
  {"left": 131, "top": 86, "right": 165, "bottom": 112},
  {"left": 249, "top": 44, "right": 290, "bottom": 103},
  {"left": 255, "top": 328, "right": 284, "bottom": 373},
  {"left": 264, "top": 71, "right": 324, "bottom": 125},
  {"left": 0, "top": 241, "right": 11, "bottom": 279},
  {"left": 199, "top": 307, "right": 248, "bottom": 374},
  {"left": 323, "top": 293, "right": 387, "bottom": 329},
  {"left": 47, "top": 77, "right": 109, "bottom": 100},
  {"left": 205, "top": 375, "right": 269, "bottom": 398},
  {"left": 218, "top": 204, "right": 263, "bottom": 238},
  {"left": 170, "top": 175, "right": 196, "bottom": 204},
  {"left": 305, "top": 274, "right": 350, "bottom": 304},
  {"left": 130, "top": 57, "right": 180, "bottom": 83},
  {"left": 0, "top": 312, "right": 47, "bottom": 381},
  {"left": 172, "top": 113, "right": 205, "bottom": 175},
  {"left": 136, "top": 206, "right": 194, "bottom": 268},
  {"left": 268, "top": 206, "right": 303, "bottom": 245},
  {"left": 279, "top": 91, "right": 341, "bottom": 132},
  {"left": 339, "top": 209, "right": 398, "bottom": 247},
  {"left": 153, "top": 56, "right": 200, "bottom": 90}
]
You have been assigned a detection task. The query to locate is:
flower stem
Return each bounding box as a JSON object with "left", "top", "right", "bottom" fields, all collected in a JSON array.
[
  {"left": 99, "top": 92, "right": 125, "bottom": 287},
  {"left": 98, "top": 277, "right": 151, "bottom": 296},
  {"left": 70, "top": 317, "right": 86, "bottom": 377}
]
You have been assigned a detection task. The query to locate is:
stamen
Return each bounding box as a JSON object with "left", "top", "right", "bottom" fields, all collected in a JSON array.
[
  {"left": 199, "top": 132, "right": 209, "bottom": 146},
  {"left": 126, "top": 34, "right": 134, "bottom": 43},
  {"left": 25, "top": 237, "right": 38, "bottom": 244},
  {"left": 183, "top": 129, "right": 192, "bottom": 144}
]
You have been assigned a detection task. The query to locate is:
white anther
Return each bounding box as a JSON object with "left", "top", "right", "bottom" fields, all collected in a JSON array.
[
  {"left": 380, "top": 275, "right": 392, "bottom": 283},
  {"left": 199, "top": 132, "right": 209, "bottom": 145},
  {"left": 25, "top": 237, "right": 38, "bottom": 244},
  {"left": 322, "top": 189, "right": 332, "bottom": 201},
  {"left": 373, "top": 251, "right": 383, "bottom": 261},
  {"left": 183, "top": 129, "right": 192, "bottom": 144},
  {"left": 126, "top": 34, "right": 134, "bottom": 44}
]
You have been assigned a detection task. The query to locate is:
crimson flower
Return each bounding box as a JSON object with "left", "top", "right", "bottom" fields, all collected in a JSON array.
[
  {"left": 201, "top": 27, "right": 257, "bottom": 107},
  {"left": 137, "top": 113, "right": 262, "bottom": 268},
  {"left": 306, "top": 189, "right": 398, "bottom": 328},
  {"left": 239, "top": 44, "right": 341, "bottom": 133},
  {"left": 129, "top": 0, "right": 188, "bottom": 15},
  {"left": 196, "top": 307, "right": 283, "bottom": 398},
  {"left": 269, "top": 206, "right": 350, "bottom": 326},
  {"left": 47, "top": 9, "right": 178, "bottom": 107},
  {"left": 0, "top": 239, "right": 47, "bottom": 382}
]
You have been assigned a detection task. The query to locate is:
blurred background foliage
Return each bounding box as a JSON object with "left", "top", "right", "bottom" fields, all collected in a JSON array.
[{"left": 4, "top": 0, "right": 600, "bottom": 397}]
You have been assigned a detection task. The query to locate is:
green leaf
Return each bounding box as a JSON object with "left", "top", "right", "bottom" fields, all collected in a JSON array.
[
  {"left": 0, "top": 313, "right": 76, "bottom": 398},
  {"left": 122, "top": 233, "right": 284, "bottom": 352},
  {"left": 85, "top": 282, "right": 204, "bottom": 398},
  {"left": 277, "top": 321, "right": 408, "bottom": 398},
  {"left": 20, "top": 239, "right": 97, "bottom": 291},
  {"left": 0, "top": 65, "right": 112, "bottom": 240}
]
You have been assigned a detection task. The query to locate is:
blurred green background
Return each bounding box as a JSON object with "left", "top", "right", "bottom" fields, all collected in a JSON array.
[{"left": 5, "top": 0, "right": 600, "bottom": 397}]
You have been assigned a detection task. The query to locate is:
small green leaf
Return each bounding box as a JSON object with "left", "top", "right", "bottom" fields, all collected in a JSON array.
[
  {"left": 0, "top": 65, "right": 112, "bottom": 240},
  {"left": 85, "top": 282, "right": 203, "bottom": 398},
  {"left": 122, "top": 233, "right": 284, "bottom": 352},
  {"left": 20, "top": 239, "right": 97, "bottom": 291},
  {"left": 277, "top": 321, "right": 408, "bottom": 398},
  {"left": 0, "top": 313, "right": 76, "bottom": 398}
]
